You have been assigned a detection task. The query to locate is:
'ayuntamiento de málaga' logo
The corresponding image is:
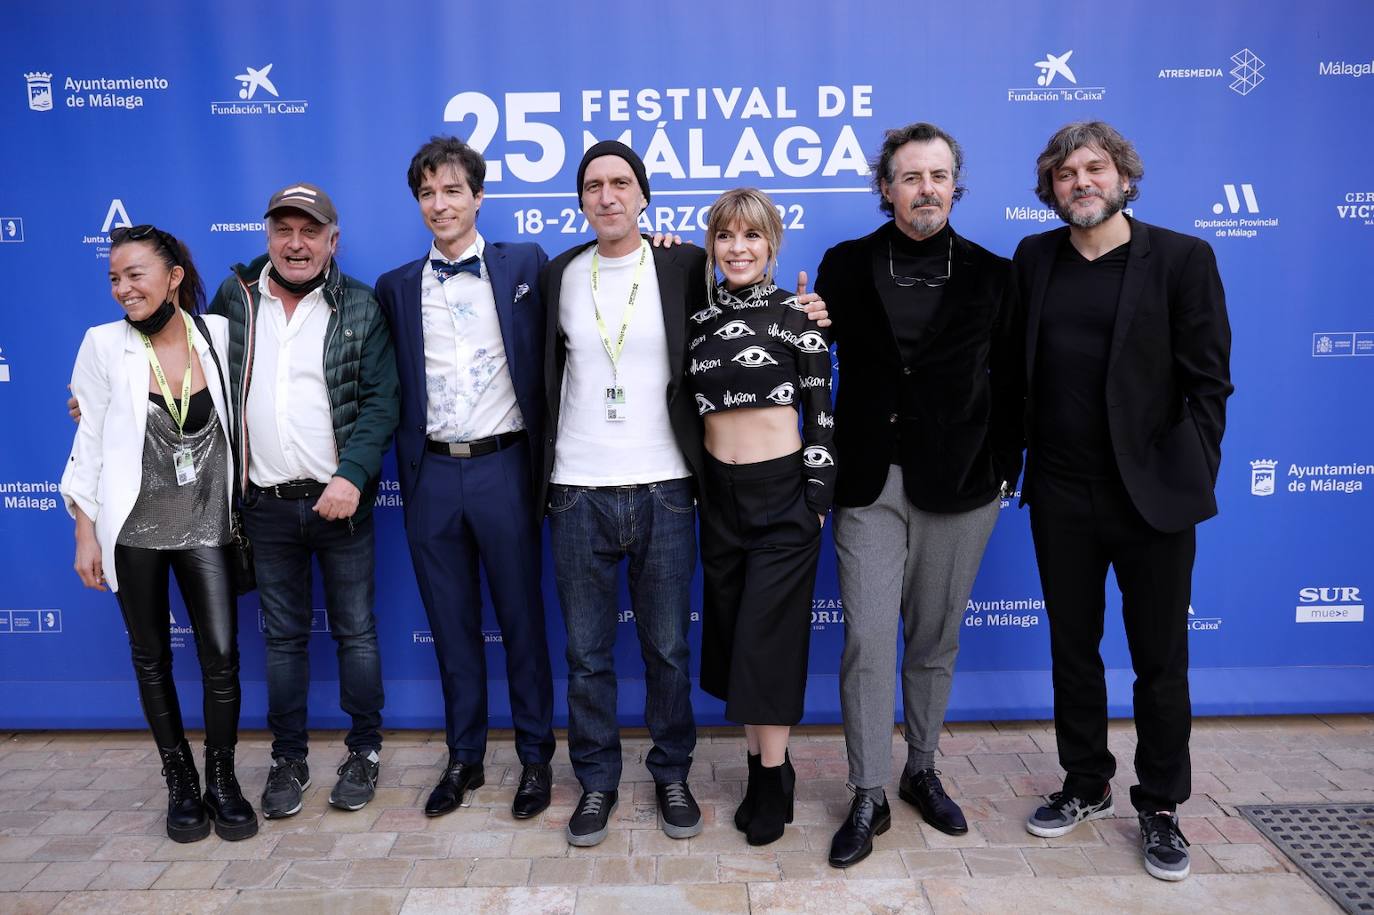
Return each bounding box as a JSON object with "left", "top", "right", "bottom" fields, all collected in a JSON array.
[
  {"left": 1250, "top": 459, "right": 1277, "bottom": 496},
  {"left": 25, "top": 72, "right": 53, "bottom": 111}
]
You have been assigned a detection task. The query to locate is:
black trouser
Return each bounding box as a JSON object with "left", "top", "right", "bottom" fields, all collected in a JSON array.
[
  {"left": 1027, "top": 470, "right": 1194, "bottom": 813},
  {"left": 698, "top": 451, "right": 821, "bottom": 725},
  {"left": 113, "top": 544, "right": 241, "bottom": 749}
]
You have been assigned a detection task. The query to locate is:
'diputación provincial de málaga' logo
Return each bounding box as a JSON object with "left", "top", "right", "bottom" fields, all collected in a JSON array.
[{"left": 211, "top": 63, "right": 308, "bottom": 116}]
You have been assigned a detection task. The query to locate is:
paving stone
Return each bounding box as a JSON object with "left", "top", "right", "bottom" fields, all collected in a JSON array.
[
  {"left": 214, "top": 860, "right": 290, "bottom": 889},
  {"left": 406, "top": 857, "right": 472, "bottom": 887},
  {"left": 716, "top": 851, "right": 780, "bottom": 882},
  {"left": 401, "top": 886, "right": 576, "bottom": 914},
  {"left": 465, "top": 856, "right": 531, "bottom": 886},
  {"left": 922, "top": 874, "right": 1331, "bottom": 913},
  {"left": 150, "top": 860, "right": 229, "bottom": 889},
  {"left": 1022, "top": 846, "right": 1095, "bottom": 877},
  {"left": 656, "top": 854, "right": 718, "bottom": 884},
  {"left": 91, "top": 835, "right": 164, "bottom": 862},
  {"left": 0, "top": 860, "right": 48, "bottom": 890},
  {"left": 330, "top": 832, "right": 398, "bottom": 859},
  {"left": 528, "top": 856, "right": 594, "bottom": 886},
  {"left": 900, "top": 849, "right": 969, "bottom": 878},
  {"left": 277, "top": 859, "right": 351, "bottom": 888},
  {"left": 748, "top": 878, "right": 929, "bottom": 914},
  {"left": 576, "top": 884, "right": 748, "bottom": 914},
  {"left": 23, "top": 860, "right": 108, "bottom": 891},
  {"left": 592, "top": 856, "right": 656, "bottom": 885},
  {"left": 272, "top": 832, "right": 340, "bottom": 859},
  {"left": 227, "top": 888, "right": 406, "bottom": 913},
  {"left": 31, "top": 836, "right": 107, "bottom": 861},
  {"left": 87, "top": 861, "right": 169, "bottom": 890},
  {"left": 960, "top": 847, "right": 1032, "bottom": 877},
  {"left": 44, "top": 889, "right": 238, "bottom": 914},
  {"left": 1205, "top": 842, "right": 1287, "bottom": 874},
  {"left": 343, "top": 858, "right": 413, "bottom": 887}
]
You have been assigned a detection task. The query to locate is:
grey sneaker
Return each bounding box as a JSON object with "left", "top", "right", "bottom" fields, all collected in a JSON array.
[
  {"left": 1140, "top": 811, "right": 1191, "bottom": 881},
  {"left": 1026, "top": 788, "right": 1114, "bottom": 837},
  {"left": 566, "top": 789, "right": 618, "bottom": 847},
  {"left": 328, "top": 749, "right": 380, "bottom": 811},
  {"left": 656, "top": 781, "right": 703, "bottom": 839},
  {"left": 261, "top": 757, "right": 311, "bottom": 819}
]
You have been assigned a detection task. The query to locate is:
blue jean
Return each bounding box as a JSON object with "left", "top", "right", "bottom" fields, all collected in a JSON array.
[
  {"left": 241, "top": 490, "right": 384, "bottom": 760},
  {"left": 548, "top": 478, "right": 697, "bottom": 791}
]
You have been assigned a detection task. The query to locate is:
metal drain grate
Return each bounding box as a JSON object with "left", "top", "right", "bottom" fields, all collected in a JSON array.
[{"left": 1238, "top": 803, "right": 1374, "bottom": 914}]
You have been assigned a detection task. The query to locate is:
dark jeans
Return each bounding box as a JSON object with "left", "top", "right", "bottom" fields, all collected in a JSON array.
[
  {"left": 241, "top": 489, "right": 384, "bottom": 760},
  {"left": 548, "top": 478, "right": 697, "bottom": 791},
  {"left": 1028, "top": 469, "right": 1195, "bottom": 813},
  {"left": 113, "top": 544, "right": 240, "bottom": 749}
]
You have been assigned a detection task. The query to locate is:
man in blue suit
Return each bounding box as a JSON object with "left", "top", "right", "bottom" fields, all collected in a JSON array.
[{"left": 375, "top": 136, "right": 555, "bottom": 821}]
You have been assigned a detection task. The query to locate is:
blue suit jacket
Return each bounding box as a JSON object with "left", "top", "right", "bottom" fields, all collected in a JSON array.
[{"left": 375, "top": 241, "right": 549, "bottom": 507}]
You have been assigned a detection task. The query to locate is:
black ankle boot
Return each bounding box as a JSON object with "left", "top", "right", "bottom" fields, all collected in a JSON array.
[
  {"left": 158, "top": 741, "right": 210, "bottom": 843},
  {"left": 746, "top": 762, "right": 794, "bottom": 846},
  {"left": 734, "top": 753, "right": 761, "bottom": 832},
  {"left": 203, "top": 746, "right": 259, "bottom": 841}
]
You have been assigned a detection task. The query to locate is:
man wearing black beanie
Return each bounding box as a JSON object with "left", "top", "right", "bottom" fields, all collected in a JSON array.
[{"left": 538, "top": 140, "right": 707, "bottom": 848}]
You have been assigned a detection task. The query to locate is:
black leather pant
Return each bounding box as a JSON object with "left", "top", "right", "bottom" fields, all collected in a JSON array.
[{"left": 113, "top": 544, "right": 241, "bottom": 749}]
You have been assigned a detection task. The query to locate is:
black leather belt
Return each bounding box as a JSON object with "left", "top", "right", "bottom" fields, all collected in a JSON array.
[
  {"left": 426, "top": 429, "right": 526, "bottom": 458},
  {"left": 259, "top": 479, "right": 328, "bottom": 500}
]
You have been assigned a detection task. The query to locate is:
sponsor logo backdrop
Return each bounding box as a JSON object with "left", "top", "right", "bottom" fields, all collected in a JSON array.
[{"left": 2, "top": 0, "right": 1371, "bottom": 727}]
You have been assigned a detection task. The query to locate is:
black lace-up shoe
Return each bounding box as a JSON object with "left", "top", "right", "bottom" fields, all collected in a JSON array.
[
  {"left": 566, "top": 789, "right": 619, "bottom": 847},
  {"left": 899, "top": 768, "right": 967, "bottom": 836},
  {"left": 203, "top": 746, "right": 259, "bottom": 840},
  {"left": 827, "top": 790, "right": 892, "bottom": 868},
  {"left": 425, "top": 757, "right": 485, "bottom": 817},
  {"left": 329, "top": 749, "right": 380, "bottom": 811},
  {"left": 261, "top": 757, "right": 311, "bottom": 820},
  {"left": 158, "top": 741, "right": 210, "bottom": 843},
  {"left": 656, "top": 781, "right": 702, "bottom": 839},
  {"left": 511, "top": 763, "right": 552, "bottom": 819},
  {"left": 1140, "top": 811, "right": 1191, "bottom": 881}
]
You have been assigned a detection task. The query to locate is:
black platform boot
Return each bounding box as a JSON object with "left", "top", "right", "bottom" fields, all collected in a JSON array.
[
  {"left": 734, "top": 753, "right": 761, "bottom": 832},
  {"left": 203, "top": 746, "right": 259, "bottom": 841},
  {"left": 158, "top": 741, "right": 210, "bottom": 843},
  {"left": 746, "top": 762, "right": 795, "bottom": 846}
]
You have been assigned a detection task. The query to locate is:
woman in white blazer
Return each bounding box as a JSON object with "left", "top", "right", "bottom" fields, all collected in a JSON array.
[{"left": 59, "top": 225, "right": 257, "bottom": 843}]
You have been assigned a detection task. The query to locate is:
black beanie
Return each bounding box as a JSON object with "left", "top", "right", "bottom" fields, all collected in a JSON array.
[{"left": 576, "top": 140, "right": 651, "bottom": 208}]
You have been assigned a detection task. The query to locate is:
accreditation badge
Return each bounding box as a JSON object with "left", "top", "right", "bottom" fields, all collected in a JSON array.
[
  {"left": 173, "top": 447, "right": 197, "bottom": 486},
  {"left": 604, "top": 386, "right": 627, "bottom": 422}
]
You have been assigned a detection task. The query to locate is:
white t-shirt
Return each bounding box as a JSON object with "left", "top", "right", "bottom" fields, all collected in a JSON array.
[{"left": 551, "top": 244, "right": 691, "bottom": 485}]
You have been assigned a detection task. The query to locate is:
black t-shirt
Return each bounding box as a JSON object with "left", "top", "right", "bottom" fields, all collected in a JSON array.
[
  {"left": 1032, "top": 239, "right": 1129, "bottom": 479},
  {"left": 876, "top": 222, "right": 950, "bottom": 366}
]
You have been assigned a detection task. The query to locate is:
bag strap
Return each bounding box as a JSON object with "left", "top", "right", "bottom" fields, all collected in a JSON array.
[{"left": 190, "top": 313, "right": 243, "bottom": 506}]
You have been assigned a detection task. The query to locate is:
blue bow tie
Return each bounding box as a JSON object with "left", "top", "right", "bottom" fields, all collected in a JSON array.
[{"left": 431, "top": 255, "right": 481, "bottom": 281}]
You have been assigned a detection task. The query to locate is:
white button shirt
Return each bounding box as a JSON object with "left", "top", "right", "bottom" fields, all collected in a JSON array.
[
  {"left": 421, "top": 234, "right": 524, "bottom": 442},
  {"left": 245, "top": 262, "right": 337, "bottom": 486}
]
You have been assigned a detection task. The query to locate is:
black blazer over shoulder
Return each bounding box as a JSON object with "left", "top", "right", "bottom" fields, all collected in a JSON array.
[
  {"left": 815, "top": 225, "right": 1025, "bottom": 513},
  {"left": 537, "top": 238, "right": 707, "bottom": 514},
  {"left": 1013, "top": 217, "right": 1233, "bottom": 533}
]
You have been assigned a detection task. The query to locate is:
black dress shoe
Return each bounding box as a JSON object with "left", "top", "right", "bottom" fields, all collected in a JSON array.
[
  {"left": 827, "top": 791, "right": 891, "bottom": 868},
  {"left": 899, "top": 767, "right": 967, "bottom": 836},
  {"left": 424, "top": 759, "right": 485, "bottom": 817},
  {"left": 511, "top": 763, "right": 552, "bottom": 819}
]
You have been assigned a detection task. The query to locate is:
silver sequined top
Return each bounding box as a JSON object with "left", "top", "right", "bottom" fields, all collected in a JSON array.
[{"left": 117, "top": 394, "right": 231, "bottom": 549}]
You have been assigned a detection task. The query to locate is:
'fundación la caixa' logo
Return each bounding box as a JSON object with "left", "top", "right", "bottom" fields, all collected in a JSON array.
[
  {"left": 1009, "top": 50, "right": 1106, "bottom": 102},
  {"left": 211, "top": 63, "right": 308, "bottom": 116}
]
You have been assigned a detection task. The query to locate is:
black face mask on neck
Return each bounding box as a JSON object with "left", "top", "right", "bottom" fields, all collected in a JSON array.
[
  {"left": 269, "top": 263, "right": 329, "bottom": 297},
  {"left": 124, "top": 299, "right": 177, "bottom": 335}
]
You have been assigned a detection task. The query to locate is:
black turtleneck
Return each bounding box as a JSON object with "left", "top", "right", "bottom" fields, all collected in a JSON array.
[{"left": 875, "top": 222, "right": 950, "bottom": 365}]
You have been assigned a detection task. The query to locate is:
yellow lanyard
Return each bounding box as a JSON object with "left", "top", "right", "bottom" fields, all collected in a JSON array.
[
  {"left": 590, "top": 238, "right": 649, "bottom": 381},
  {"left": 140, "top": 310, "right": 194, "bottom": 436}
]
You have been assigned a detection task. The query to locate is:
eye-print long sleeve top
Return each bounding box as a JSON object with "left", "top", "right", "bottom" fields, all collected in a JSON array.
[{"left": 685, "top": 281, "right": 835, "bottom": 513}]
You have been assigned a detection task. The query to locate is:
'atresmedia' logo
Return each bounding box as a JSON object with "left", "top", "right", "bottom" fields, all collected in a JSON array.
[{"left": 1229, "top": 49, "right": 1265, "bottom": 95}]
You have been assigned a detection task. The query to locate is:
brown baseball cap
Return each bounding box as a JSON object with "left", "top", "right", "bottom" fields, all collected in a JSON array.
[{"left": 263, "top": 182, "right": 337, "bottom": 224}]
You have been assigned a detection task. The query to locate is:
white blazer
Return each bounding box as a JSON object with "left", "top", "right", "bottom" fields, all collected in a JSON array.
[{"left": 59, "top": 313, "right": 235, "bottom": 592}]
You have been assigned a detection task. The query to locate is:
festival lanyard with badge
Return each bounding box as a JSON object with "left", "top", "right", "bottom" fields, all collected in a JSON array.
[
  {"left": 140, "top": 311, "right": 198, "bottom": 485},
  {"left": 590, "top": 238, "right": 648, "bottom": 422}
]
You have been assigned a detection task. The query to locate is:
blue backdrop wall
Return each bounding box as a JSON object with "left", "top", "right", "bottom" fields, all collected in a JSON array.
[{"left": 2, "top": 0, "right": 1371, "bottom": 729}]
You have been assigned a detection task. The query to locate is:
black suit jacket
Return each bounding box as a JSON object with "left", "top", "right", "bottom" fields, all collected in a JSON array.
[
  {"left": 1013, "top": 216, "right": 1233, "bottom": 533},
  {"left": 815, "top": 224, "right": 1025, "bottom": 513},
  {"left": 375, "top": 241, "right": 548, "bottom": 507},
  {"left": 537, "top": 238, "right": 707, "bottom": 514}
]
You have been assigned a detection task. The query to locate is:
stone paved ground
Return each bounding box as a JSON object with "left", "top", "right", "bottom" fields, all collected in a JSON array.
[{"left": 2, "top": 715, "right": 1369, "bottom": 913}]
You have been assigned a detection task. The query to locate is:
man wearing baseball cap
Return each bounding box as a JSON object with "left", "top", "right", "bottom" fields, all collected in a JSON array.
[{"left": 207, "top": 182, "right": 399, "bottom": 820}]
